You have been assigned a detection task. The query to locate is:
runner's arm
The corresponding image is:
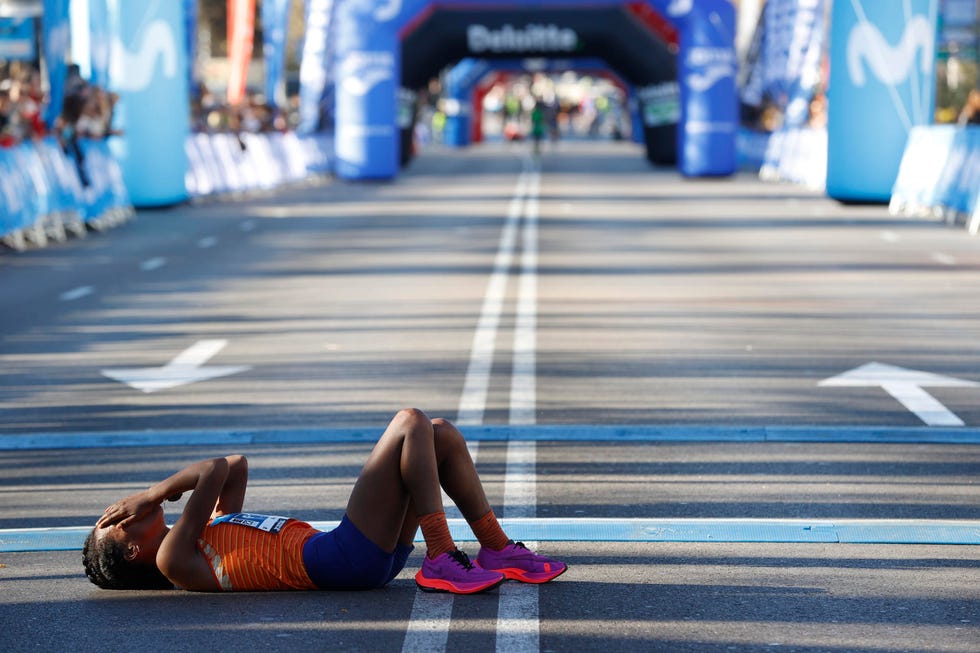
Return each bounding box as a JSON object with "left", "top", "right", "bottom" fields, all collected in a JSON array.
[
  {"left": 156, "top": 457, "right": 231, "bottom": 590},
  {"left": 96, "top": 456, "right": 243, "bottom": 530},
  {"left": 212, "top": 454, "right": 248, "bottom": 517}
]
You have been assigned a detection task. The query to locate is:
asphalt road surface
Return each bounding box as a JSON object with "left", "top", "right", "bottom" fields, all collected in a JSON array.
[{"left": 1, "top": 141, "right": 978, "bottom": 652}]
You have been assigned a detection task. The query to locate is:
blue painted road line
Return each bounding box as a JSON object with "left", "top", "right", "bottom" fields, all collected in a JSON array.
[
  {"left": 3, "top": 518, "right": 980, "bottom": 553},
  {"left": 2, "top": 424, "right": 980, "bottom": 451}
]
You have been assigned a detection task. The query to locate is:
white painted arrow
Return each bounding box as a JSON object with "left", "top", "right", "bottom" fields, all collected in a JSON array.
[
  {"left": 101, "top": 340, "right": 251, "bottom": 393},
  {"left": 819, "top": 362, "right": 979, "bottom": 427}
]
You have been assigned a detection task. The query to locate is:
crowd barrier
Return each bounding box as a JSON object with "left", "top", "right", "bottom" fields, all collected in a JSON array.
[
  {"left": 0, "top": 137, "right": 133, "bottom": 251},
  {"left": 890, "top": 125, "right": 980, "bottom": 235},
  {"left": 2, "top": 131, "right": 334, "bottom": 252},
  {"left": 738, "top": 126, "right": 828, "bottom": 191},
  {"left": 185, "top": 131, "right": 333, "bottom": 198}
]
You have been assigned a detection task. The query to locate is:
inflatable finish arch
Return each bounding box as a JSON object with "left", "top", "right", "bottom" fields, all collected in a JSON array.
[
  {"left": 334, "top": 0, "right": 736, "bottom": 180},
  {"left": 442, "top": 58, "right": 643, "bottom": 149}
]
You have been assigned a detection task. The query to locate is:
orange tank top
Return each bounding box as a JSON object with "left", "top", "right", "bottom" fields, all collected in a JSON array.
[{"left": 196, "top": 513, "right": 318, "bottom": 591}]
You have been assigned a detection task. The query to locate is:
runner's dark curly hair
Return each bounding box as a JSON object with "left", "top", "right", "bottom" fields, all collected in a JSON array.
[{"left": 82, "top": 528, "right": 173, "bottom": 590}]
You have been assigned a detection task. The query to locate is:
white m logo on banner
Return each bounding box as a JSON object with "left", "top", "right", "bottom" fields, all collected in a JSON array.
[
  {"left": 374, "top": 0, "right": 402, "bottom": 22},
  {"left": 847, "top": 14, "right": 934, "bottom": 87},
  {"left": 110, "top": 20, "right": 177, "bottom": 92}
]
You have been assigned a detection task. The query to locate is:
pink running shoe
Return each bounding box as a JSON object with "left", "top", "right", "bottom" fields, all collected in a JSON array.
[
  {"left": 415, "top": 549, "right": 505, "bottom": 594},
  {"left": 476, "top": 541, "right": 567, "bottom": 584}
]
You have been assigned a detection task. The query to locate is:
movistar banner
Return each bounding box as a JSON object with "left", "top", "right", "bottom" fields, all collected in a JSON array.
[
  {"left": 106, "top": 0, "right": 189, "bottom": 206},
  {"left": 298, "top": 0, "right": 336, "bottom": 133},
  {"left": 676, "top": 0, "right": 737, "bottom": 176},
  {"left": 333, "top": 0, "right": 399, "bottom": 178},
  {"left": 0, "top": 17, "right": 36, "bottom": 61},
  {"left": 183, "top": 0, "right": 199, "bottom": 98},
  {"left": 87, "top": 0, "right": 110, "bottom": 87},
  {"left": 262, "top": 0, "right": 291, "bottom": 108},
  {"left": 826, "top": 0, "right": 939, "bottom": 202},
  {"left": 762, "top": 0, "right": 825, "bottom": 127},
  {"left": 41, "top": 0, "right": 70, "bottom": 128}
]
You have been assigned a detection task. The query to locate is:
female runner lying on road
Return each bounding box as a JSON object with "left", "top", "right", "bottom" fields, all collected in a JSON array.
[{"left": 83, "top": 408, "right": 566, "bottom": 594}]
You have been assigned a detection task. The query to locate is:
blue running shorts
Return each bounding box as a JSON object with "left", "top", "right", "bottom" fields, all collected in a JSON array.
[{"left": 302, "top": 515, "right": 413, "bottom": 590}]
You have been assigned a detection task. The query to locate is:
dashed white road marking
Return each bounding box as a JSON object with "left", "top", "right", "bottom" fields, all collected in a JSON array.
[
  {"left": 197, "top": 236, "right": 218, "bottom": 249},
  {"left": 240, "top": 220, "right": 257, "bottom": 232},
  {"left": 140, "top": 257, "right": 167, "bottom": 271},
  {"left": 931, "top": 252, "right": 956, "bottom": 266},
  {"left": 59, "top": 286, "right": 94, "bottom": 302}
]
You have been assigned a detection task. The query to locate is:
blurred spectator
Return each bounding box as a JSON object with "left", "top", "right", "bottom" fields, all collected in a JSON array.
[
  {"left": 0, "top": 83, "right": 13, "bottom": 147},
  {"left": 76, "top": 87, "right": 122, "bottom": 138},
  {"left": 53, "top": 75, "right": 122, "bottom": 186},
  {"left": 957, "top": 88, "right": 980, "bottom": 126},
  {"left": 190, "top": 82, "right": 296, "bottom": 136},
  {"left": 807, "top": 92, "right": 828, "bottom": 129},
  {"left": 0, "top": 64, "right": 46, "bottom": 147}
]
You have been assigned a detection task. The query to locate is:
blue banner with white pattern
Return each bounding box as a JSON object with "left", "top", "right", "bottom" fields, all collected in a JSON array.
[
  {"left": 827, "top": 0, "right": 939, "bottom": 202},
  {"left": 105, "top": 0, "right": 190, "bottom": 206}
]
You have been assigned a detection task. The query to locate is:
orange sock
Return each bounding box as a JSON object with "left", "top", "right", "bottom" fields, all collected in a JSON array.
[
  {"left": 468, "top": 509, "right": 510, "bottom": 551},
  {"left": 419, "top": 512, "right": 456, "bottom": 559}
]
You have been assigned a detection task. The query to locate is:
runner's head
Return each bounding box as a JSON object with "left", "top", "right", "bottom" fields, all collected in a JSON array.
[{"left": 82, "top": 512, "right": 172, "bottom": 590}]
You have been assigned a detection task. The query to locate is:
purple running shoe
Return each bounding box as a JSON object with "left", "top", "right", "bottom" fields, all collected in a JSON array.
[
  {"left": 476, "top": 541, "right": 567, "bottom": 584},
  {"left": 415, "top": 549, "right": 505, "bottom": 594}
]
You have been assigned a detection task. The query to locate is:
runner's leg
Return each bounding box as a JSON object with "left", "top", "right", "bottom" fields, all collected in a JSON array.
[{"left": 345, "top": 408, "right": 444, "bottom": 552}]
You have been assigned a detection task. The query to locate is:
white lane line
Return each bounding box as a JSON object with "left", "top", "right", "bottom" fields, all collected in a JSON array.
[
  {"left": 59, "top": 286, "right": 94, "bottom": 302},
  {"left": 197, "top": 236, "right": 218, "bottom": 249},
  {"left": 931, "top": 252, "right": 957, "bottom": 266},
  {"left": 401, "top": 443, "right": 480, "bottom": 653},
  {"left": 498, "top": 159, "right": 542, "bottom": 653},
  {"left": 401, "top": 594, "right": 453, "bottom": 652},
  {"left": 404, "top": 163, "right": 532, "bottom": 652},
  {"left": 456, "top": 167, "right": 529, "bottom": 426},
  {"left": 240, "top": 220, "right": 257, "bottom": 232},
  {"left": 140, "top": 257, "right": 167, "bottom": 271},
  {"left": 510, "top": 165, "right": 540, "bottom": 426},
  {"left": 497, "top": 440, "right": 539, "bottom": 653}
]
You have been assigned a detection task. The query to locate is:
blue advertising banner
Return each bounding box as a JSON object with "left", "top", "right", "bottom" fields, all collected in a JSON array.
[
  {"left": 88, "top": 0, "right": 111, "bottom": 87},
  {"left": 762, "top": 0, "right": 825, "bottom": 127},
  {"left": 183, "top": 0, "right": 199, "bottom": 98},
  {"left": 827, "top": 0, "right": 939, "bottom": 202},
  {"left": 262, "top": 0, "right": 291, "bottom": 108},
  {"left": 0, "top": 17, "right": 36, "bottom": 61},
  {"left": 41, "top": 0, "right": 70, "bottom": 128},
  {"left": 298, "top": 0, "right": 336, "bottom": 133},
  {"left": 333, "top": 0, "right": 399, "bottom": 178},
  {"left": 106, "top": 0, "right": 190, "bottom": 206},
  {"left": 675, "top": 0, "right": 738, "bottom": 176}
]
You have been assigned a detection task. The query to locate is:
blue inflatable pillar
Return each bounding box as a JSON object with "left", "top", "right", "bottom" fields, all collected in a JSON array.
[
  {"left": 826, "top": 0, "right": 938, "bottom": 202},
  {"left": 334, "top": 0, "right": 400, "bottom": 179},
  {"left": 629, "top": 92, "right": 645, "bottom": 145},
  {"left": 106, "top": 1, "right": 189, "bottom": 206},
  {"left": 674, "top": 0, "right": 737, "bottom": 176},
  {"left": 444, "top": 59, "right": 484, "bottom": 148}
]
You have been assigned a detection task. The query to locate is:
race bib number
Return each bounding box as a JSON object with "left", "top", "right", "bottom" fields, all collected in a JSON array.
[{"left": 211, "top": 512, "right": 290, "bottom": 534}]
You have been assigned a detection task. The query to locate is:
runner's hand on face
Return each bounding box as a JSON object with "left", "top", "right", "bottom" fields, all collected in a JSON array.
[{"left": 96, "top": 491, "right": 159, "bottom": 529}]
